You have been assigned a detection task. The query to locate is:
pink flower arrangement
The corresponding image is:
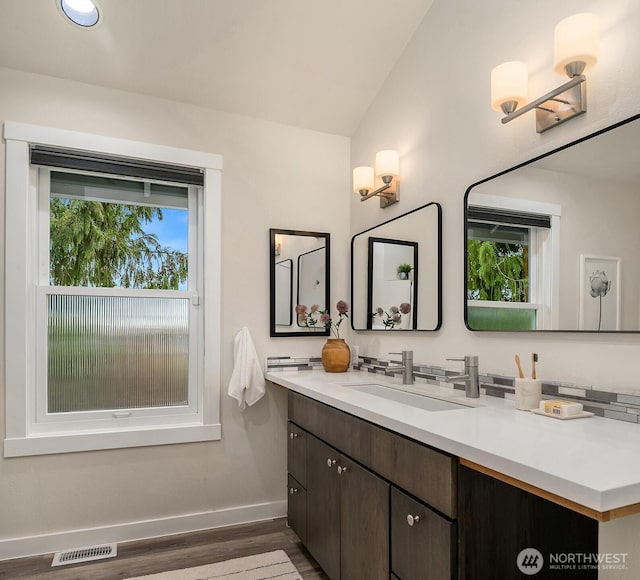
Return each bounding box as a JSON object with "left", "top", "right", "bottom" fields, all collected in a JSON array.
[
  {"left": 373, "top": 303, "right": 411, "bottom": 329},
  {"left": 296, "top": 300, "right": 349, "bottom": 338}
]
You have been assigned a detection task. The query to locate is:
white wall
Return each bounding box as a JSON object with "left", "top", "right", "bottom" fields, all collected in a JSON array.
[
  {"left": 350, "top": 0, "right": 640, "bottom": 392},
  {"left": 0, "top": 67, "right": 350, "bottom": 554}
]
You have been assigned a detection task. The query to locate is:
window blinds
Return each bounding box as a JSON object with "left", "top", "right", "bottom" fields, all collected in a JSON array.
[{"left": 30, "top": 145, "right": 204, "bottom": 186}]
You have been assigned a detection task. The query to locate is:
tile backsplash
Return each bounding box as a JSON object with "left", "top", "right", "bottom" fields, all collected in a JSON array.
[{"left": 266, "top": 355, "right": 640, "bottom": 424}]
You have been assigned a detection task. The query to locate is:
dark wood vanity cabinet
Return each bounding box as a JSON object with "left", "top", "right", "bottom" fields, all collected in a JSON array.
[
  {"left": 306, "top": 434, "right": 389, "bottom": 580},
  {"left": 285, "top": 389, "right": 606, "bottom": 580},
  {"left": 458, "top": 465, "right": 599, "bottom": 580},
  {"left": 286, "top": 421, "right": 307, "bottom": 544},
  {"left": 391, "top": 486, "right": 456, "bottom": 580},
  {"left": 287, "top": 391, "right": 455, "bottom": 580}
]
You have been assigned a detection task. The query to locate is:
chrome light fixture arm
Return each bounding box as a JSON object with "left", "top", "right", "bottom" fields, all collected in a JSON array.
[
  {"left": 358, "top": 175, "right": 394, "bottom": 202},
  {"left": 501, "top": 74, "right": 586, "bottom": 132}
]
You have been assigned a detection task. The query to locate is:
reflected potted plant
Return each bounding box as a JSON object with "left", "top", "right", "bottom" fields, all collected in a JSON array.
[
  {"left": 297, "top": 301, "right": 351, "bottom": 372},
  {"left": 397, "top": 263, "right": 413, "bottom": 280}
]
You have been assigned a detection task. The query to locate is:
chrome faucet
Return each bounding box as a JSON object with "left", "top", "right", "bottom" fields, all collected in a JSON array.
[
  {"left": 446, "top": 355, "right": 480, "bottom": 398},
  {"left": 388, "top": 351, "right": 414, "bottom": 385}
]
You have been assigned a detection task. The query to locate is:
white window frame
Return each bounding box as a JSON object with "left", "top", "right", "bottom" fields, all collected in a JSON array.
[
  {"left": 3, "top": 121, "right": 222, "bottom": 457},
  {"left": 468, "top": 193, "right": 561, "bottom": 330}
]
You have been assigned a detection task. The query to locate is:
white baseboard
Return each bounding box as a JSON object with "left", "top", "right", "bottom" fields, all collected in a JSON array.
[{"left": 0, "top": 500, "right": 287, "bottom": 561}]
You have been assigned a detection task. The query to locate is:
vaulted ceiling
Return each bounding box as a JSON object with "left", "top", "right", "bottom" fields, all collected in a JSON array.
[{"left": 0, "top": 0, "right": 434, "bottom": 136}]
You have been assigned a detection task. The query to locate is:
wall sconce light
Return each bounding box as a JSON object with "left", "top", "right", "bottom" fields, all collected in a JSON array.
[
  {"left": 491, "top": 13, "right": 599, "bottom": 133},
  {"left": 353, "top": 150, "right": 400, "bottom": 208}
]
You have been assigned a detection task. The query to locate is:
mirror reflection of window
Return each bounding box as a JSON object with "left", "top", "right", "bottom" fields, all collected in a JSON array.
[{"left": 466, "top": 196, "right": 560, "bottom": 331}]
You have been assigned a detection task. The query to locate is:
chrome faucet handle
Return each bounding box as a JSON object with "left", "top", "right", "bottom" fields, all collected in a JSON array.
[
  {"left": 446, "top": 356, "right": 480, "bottom": 398},
  {"left": 387, "top": 351, "right": 414, "bottom": 385},
  {"left": 446, "top": 355, "right": 479, "bottom": 366}
]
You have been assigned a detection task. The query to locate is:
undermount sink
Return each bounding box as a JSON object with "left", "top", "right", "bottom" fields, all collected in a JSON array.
[{"left": 347, "top": 383, "right": 476, "bottom": 412}]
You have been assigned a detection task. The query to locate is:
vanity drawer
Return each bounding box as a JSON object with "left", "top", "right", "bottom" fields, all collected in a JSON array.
[
  {"left": 288, "top": 390, "right": 457, "bottom": 518},
  {"left": 391, "top": 486, "right": 456, "bottom": 580},
  {"left": 354, "top": 418, "right": 457, "bottom": 518},
  {"left": 287, "top": 421, "right": 307, "bottom": 487},
  {"left": 289, "top": 390, "right": 346, "bottom": 448}
]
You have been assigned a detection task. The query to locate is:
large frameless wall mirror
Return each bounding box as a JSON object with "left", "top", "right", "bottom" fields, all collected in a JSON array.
[
  {"left": 270, "top": 229, "right": 330, "bottom": 337},
  {"left": 351, "top": 202, "right": 442, "bottom": 331},
  {"left": 465, "top": 113, "right": 640, "bottom": 332}
]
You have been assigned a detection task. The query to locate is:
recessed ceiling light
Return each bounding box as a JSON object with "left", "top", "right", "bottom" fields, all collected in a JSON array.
[{"left": 57, "top": 0, "right": 101, "bottom": 28}]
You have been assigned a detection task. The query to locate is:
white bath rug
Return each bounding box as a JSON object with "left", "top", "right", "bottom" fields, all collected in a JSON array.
[{"left": 125, "top": 549, "right": 302, "bottom": 580}]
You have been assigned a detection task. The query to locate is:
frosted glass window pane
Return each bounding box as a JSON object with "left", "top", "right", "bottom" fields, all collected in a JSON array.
[
  {"left": 48, "top": 294, "right": 189, "bottom": 413},
  {"left": 468, "top": 306, "right": 536, "bottom": 330}
]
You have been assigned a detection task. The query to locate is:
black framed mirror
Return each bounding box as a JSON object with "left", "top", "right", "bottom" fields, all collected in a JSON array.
[
  {"left": 351, "top": 202, "right": 442, "bottom": 331},
  {"left": 464, "top": 113, "right": 640, "bottom": 332},
  {"left": 270, "top": 228, "right": 330, "bottom": 337}
]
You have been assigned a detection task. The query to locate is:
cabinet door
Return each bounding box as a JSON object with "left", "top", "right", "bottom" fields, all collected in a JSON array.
[
  {"left": 287, "top": 421, "right": 307, "bottom": 487},
  {"left": 340, "top": 456, "right": 389, "bottom": 580},
  {"left": 287, "top": 474, "right": 307, "bottom": 545},
  {"left": 391, "top": 486, "right": 456, "bottom": 580},
  {"left": 307, "top": 434, "right": 341, "bottom": 580},
  {"left": 458, "top": 465, "right": 598, "bottom": 580}
]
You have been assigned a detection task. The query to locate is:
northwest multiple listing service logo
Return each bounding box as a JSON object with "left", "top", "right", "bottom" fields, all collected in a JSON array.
[
  {"left": 517, "top": 548, "right": 629, "bottom": 575},
  {"left": 517, "top": 548, "right": 544, "bottom": 575}
]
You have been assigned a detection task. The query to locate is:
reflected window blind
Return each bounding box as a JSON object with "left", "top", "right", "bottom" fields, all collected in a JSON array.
[
  {"left": 467, "top": 207, "right": 551, "bottom": 229},
  {"left": 31, "top": 145, "right": 204, "bottom": 186}
]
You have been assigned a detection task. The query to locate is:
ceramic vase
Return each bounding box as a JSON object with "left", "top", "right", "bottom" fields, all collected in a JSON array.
[{"left": 321, "top": 338, "right": 351, "bottom": 373}]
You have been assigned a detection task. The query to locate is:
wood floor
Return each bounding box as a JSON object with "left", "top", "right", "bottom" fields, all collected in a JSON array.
[{"left": 0, "top": 518, "right": 329, "bottom": 580}]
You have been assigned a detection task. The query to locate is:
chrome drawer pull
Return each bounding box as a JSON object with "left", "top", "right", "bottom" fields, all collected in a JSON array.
[
  {"left": 327, "top": 458, "right": 337, "bottom": 467},
  {"left": 407, "top": 514, "right": 420, "bottom": 526},
  {"left": 337, "top": 465, "right": 348, "bottom": 475},
  {"left": 289, "top": 487, "right": 298, "bottom": 495},
  {"left": 289, "top": 432, "right": 298, "bottom": 440}
]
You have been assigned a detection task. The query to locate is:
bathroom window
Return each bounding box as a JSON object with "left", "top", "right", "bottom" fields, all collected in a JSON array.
[
  {"left": 43, "top": 170, "right": 194, "bottom": 419},
  {"left": 467, "top": 196, "right": 561, "bottom": 330},
  {"left": 4, "top": 123, "right": 222, "bottom": 457}
]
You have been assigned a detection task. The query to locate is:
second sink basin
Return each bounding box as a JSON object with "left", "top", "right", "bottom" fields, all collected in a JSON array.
[{"left": 347, "top": 383, "right": 475, "bottom": 412}]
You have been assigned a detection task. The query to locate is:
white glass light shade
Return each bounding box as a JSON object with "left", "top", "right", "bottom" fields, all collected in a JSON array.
[
  {"left": 554, "top": 13, "right": 599, "bottom": 76},
  {"left": 490, "top": 61, "right": 528, "bottom": 112},
  {"left": 353, "top": 166, "right": 374, "bottom": 193},
  {"left": 375, "top": 150, "right": 399, "bottom": 178}
]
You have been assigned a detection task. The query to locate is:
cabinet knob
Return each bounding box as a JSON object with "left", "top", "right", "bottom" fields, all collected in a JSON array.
[
  {"left": 337, "top": 466, "right": 348, "bottom": 475},
  {"left": 326, "top": 458, "right": 337, "bottom": 468},
  {"left": 289, "top": 487, "right": 298, "bottom": 495},
  {"left": 289, "top": 432, "right": 298, "bottom": 440},
  {"left": 406, "top": 514, "right": 420, "bottom": 526}
]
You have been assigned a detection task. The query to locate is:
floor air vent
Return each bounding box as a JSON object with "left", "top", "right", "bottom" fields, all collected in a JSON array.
[{"left": 51, "top": 543, "right": 117, "bottom": 567}]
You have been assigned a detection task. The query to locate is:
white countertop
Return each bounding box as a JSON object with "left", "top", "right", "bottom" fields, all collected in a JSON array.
[{"left": 267, "top": 369, "right": 640, "bottom": 513}]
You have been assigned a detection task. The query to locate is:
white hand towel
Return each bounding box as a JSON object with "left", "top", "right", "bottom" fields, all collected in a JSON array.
[{"left": 228, "top": 327, "right": 266, "bottom": 409}]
